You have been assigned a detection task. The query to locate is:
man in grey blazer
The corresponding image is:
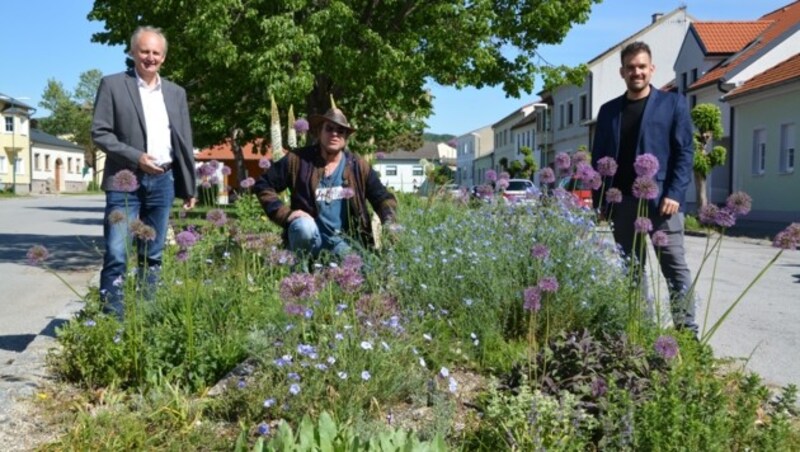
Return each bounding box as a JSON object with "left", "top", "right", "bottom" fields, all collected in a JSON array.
[{"left": 92, "top": 25, "right": 196, "bottom": 318}]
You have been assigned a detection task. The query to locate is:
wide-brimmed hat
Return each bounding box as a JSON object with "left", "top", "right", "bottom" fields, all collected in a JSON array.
[{"left": 308, "top": 108, "right": 356, "bottom": 133}]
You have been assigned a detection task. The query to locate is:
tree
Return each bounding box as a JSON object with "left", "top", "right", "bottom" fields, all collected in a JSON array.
[
  {"left": 87, "top": 0, "right": 599, "bottom": 160},
  {"left": 690, "top": 103, "right": 727, "bottom": 209},
  {"left": 38, "top": 70, "right": 103, "bottom": 184}
]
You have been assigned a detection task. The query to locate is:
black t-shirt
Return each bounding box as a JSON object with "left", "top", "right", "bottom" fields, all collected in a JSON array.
[{"left": 613, "top": 94, "right": 649, "bottom": 195}]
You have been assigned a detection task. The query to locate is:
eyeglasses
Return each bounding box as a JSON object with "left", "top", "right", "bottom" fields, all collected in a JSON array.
[{"left": 323, "top": 124, "right": 349, "bottom": 136}]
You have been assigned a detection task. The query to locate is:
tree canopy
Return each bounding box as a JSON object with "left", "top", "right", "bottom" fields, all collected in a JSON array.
[{"left": 88, "top": 0, "right": 599, "bottom": 152}]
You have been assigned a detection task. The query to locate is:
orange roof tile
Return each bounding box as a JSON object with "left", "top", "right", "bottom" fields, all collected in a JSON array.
[
  {"left": 726, "top": 52, "right": 800, "bottom": 98},
  {"left": 692, "top": 21, "right": 772, "bottom": 54},
  {"left": 690, "top": 0, "right": 800, "bottom": 91},
  {"left": 196, "top": 138, "right": 273, "bottom": 161}
]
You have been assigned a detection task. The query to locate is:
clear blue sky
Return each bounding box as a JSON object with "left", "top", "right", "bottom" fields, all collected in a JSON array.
[{"left": 1, "top": 0, "right": 791, "bottom": 137}]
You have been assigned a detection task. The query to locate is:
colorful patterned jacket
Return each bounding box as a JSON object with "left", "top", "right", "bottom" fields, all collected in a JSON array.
[{"left": 254, "top": 144, "right": 397, "bottom": 247}]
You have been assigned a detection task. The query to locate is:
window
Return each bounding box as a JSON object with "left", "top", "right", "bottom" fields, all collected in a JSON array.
[
  {"left": 34, "top": 153, "right": 41, "bottom": 171},
  {"left": 0, "top": 155, "right": 6, "bottom": 173},
  {"left": 412, "top": 165, "right": 423, "bottom": 176},
  {"left": 385, "top": 165, "right": 397, "bottom": 176},
  {"left": 567, "top": 101, "right": 574, "bottom": 125},
  {"left": 780, "top": 123, "right": 796, "bottom": 173},
  {"left": 4, "top": 116, "right": 13, "bottom": 132},
  {"left": 752, "top": 128, "right": 766, "bottom": 175},
  {"left": 691, "top": 68, "right": 698, "bottom": 83},
  {"left": 14, "top": 157, "right": 24, "bottom": 175},
  {"left": 45, "top": 155, "right": 51, "bottom": 171},
  {"left": 681, "top": 72, "right": 688, "bottom": 93},
  {"left": 579, "top": 94, "right": 588, "bottom": 121},
  {"left": 559, "top": 104, "right": 565, "bottom": 129},
  {"left": 690, "top": 95, "right": 697, "bottom": 109},
  {"left": 68, "top": 157, "right": 73, "bottom": 173}
]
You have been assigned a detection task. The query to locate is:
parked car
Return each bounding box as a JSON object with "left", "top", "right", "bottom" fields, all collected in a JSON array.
[
  {"left": 557, "top": 176, "right": 593, "bottom": 209},
  {"left": 500, "top": 179, "right": 538, "bottom": 204}
]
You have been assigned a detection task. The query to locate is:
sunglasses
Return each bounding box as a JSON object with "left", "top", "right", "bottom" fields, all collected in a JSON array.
[{"left": 323, "top": 124, "right": 350, "bottom": 135}]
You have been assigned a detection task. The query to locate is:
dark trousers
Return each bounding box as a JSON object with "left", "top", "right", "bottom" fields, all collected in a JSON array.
[{"left": 610, "top": 196, "right": 698, "bottom": 333}]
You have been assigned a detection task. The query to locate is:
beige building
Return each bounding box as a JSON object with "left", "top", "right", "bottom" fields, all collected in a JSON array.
[{"left": 1, "top": 94, "right": 35, "bottom": 193}]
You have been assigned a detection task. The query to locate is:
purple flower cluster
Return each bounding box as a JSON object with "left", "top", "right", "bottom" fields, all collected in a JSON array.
[
  {"left": 206, "top": 209, "right": 228, "bottom": 227},
  {"left": 485, "top": 169, "right": 498, "bottom": 183},
  {"left": 651, "top": 230, "right": 669, "bottom": 247},
  {"left": 634, "top": 154, "right": 659, "bottom": 178},
  {"left": 634, "top": 217, "right": 652, "bottom": 233},
  {"left": 130, "top": 219, "right": 156, "bottom": 242},
  {"left": 110, "top": 169, "right": 139, "bottom": 192},
  {"left": 654, "top": 335, "right": 679, "bottom": 360},
  {"left": 632, "top": 177, "right": 659, "bottom": 200},
  {"left": 538, "top": 276, "right": 559, "bottom": 293},
  {"left": 523, "top": 286, "right": 541, "bottom": 312},
  {"left": 293, "top": 118, "right": 310, "bottom": 134},
  {"left": 605, "top": 188, "right": 623, "bottom": 204},
  {"left": 269, "top": 249, "right": 296, "bottom": 267},
  {"left": 539, "top": 167, "right": 555, "bottom": 184},
  {"left": 26, "top": 245, "right": 49, "bottom": 266},
  {"left": 175, "top": 229, "right": 200, "bottom": 248},
  {"left": 726, "top": 191, "right": 752, "bottom": 216},
  {"left": 773, "top": 223, "right": 800, "bottom": 250},
  {"left": 572, "top": 150, "right": 590, "bottom": 165},
  {"left": 279, "top": 272, "right": 318, "bottom": 301},
  {"left": 596, "top": 156, "right": 618, "bottom": 177},
  {"left": 530, "top": 244, "right": 549, "bottom": 260},
  {"left": 259, "top": 157, "right": 271, "bottom": 170},
  {"left": 698, "top": 191, "right": 755, "bottom": 229},
  {"left": 240, "top": 177, "right": 256, "bottom": 189},
  {"left": 555, "top": 152, "right": 571, "bottom": 171}
]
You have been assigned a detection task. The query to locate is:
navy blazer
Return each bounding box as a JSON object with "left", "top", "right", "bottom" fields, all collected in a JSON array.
[{"left": 591, "top": 86, "right": 694, "bottom": 212}]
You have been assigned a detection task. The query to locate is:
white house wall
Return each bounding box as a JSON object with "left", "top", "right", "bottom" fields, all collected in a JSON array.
[
  {"left": 374, "top": 160, "right": 425, "bottom": 193},
  {"left": 552, "top": 82, "right": 591, "bottom": 155},
  {"left": 728, "top": 30, "right": 800, "bottom": 86},
  {"left": 31, "top": 143, "right": 90, "bottom": 193}
]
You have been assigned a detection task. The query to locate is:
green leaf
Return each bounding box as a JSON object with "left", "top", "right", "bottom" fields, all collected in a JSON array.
[{"left": 317, "top": 411, "right": 337, "bottom": 452}]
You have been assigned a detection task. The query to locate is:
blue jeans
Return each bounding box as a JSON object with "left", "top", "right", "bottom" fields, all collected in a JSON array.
[
  {"left": 287, "top": 216, "right": 351, "bottom": 264},
  {"left": 100, "top": 171, "right": 175, "bottom": 317}
]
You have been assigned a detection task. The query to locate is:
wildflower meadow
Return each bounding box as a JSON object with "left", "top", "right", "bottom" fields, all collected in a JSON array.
[{"left": 27, "top": 155, "right": 800, "bottom": 450}]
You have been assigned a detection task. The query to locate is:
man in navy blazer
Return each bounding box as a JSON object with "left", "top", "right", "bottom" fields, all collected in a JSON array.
[
  {"left": 592, "top": 41, "right": 698, "bottom": 335},
  {"left": 92, "top": 26, "right": 196, "bottom": 318}
]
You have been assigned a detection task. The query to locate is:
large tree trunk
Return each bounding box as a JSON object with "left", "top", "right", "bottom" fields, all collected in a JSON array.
[
  {"left": 694, "top": 170, "right": 708, "bottom": 210},
  {"left": 230, "top": 128, "right": 247, "bottom": 186}
]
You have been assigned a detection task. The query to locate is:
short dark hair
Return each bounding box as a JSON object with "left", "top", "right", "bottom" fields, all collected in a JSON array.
[{"left": 620, "top": 41, "right": 651, "bottom": 65}]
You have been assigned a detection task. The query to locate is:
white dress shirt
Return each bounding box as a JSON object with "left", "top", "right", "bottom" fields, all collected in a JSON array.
[{"left": 136, "top": 73, "right": 173, "bottom": 165}]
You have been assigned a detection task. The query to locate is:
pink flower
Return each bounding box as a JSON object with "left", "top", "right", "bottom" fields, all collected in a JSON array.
[
  {"left": 773, "top": 223, "right": 800, "bottom": 250},
  {"left": 485, "top": 169, "right": 497, "bottom": 183},
  {"left": 111, "top": 169, "right": 139, "bottom": 192},
  {"left": 555, "top": 152, "right": 571, "bottom": 170},
  {"left": 596, "top": 156, "right": 618, "bottom": 177},
  {"left": 26, "top": 245, "right": 49, "bottom": 266},
  {"left": 523, "top": 287, "right": 541, "bottom": 312},
  {"left": 572, "top": 150, "right": 589, "bottom": 165},
  {"left": 280, "top": 273, "right": 318, "bottom": 301},
  {"left": 240, "top": 177, "right": 256, "bottom": 188},
  {"left": 605, "top": 188, "right": 622, "bottom": 204},
  {"left": 634, "top": 217, "right": 652, "bottom": 233},
  {"left": 651, "top": 230, "right": 669, "bottom": 247},
  {"left": 538, "top": 276, "right": 559, "bottom": 293},
  {"left": 631, "top": 177, "right": 658, "bottom": 200},
  {"left": 634, "top": 154, "right": 659, "bottom": 178},
  {"left": 496, "top": 178, "right": 509, "bottom": 191},
  {"left": 726, "top": 191, "right": 752, "bottom": 217},
  {"left": 539, "top": 167, "right": 555, "bottom": 184},
  {"left": 221, "top": 165, "right": 232, "bottom": 176}
]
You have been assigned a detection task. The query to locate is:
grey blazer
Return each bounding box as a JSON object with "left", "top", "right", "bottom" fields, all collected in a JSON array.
[{"left": 92, "top": 70, "right": 197, "bottom": 199}]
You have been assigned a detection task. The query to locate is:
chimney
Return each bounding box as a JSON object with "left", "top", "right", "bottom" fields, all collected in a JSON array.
[{"left": 652, "top": 12, "right": 664, "bottom": 23}]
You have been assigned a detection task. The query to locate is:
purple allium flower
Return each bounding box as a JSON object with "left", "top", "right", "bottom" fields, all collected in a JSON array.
[
  {"left": 586, "top": 170, "right": 602, "bottom": 190},
  {"left": 632, "top": 177, "right": 659, "bottom": 200},
  {"left": 293, "top": 118, "right": 310, "bottom": 133},
  {"left": 279, "top": 273, "right": 318, "bottom": 301},
  {"left": 591, "top": 377, "right": 608, "bottom": 398},
  {"left": 634, "top": 153, "right": 660, "bottom": 178},
  {"left": 206, "top": 209, "right": 228, "bottom": 227},
  {"left": 773, "top": 223, "right": 800, "bottom": 250},
  {"left": 714, "top": 207, "right": 736, "bottom": 228},
  {"left": 198, "top": 163, "right": 216, "bottom": 178},
  {"left": 572, "top": 150, "right": 590, "bottom": 165},
  {"left": 111, "top": 169, "right": 139, "bottom": 192},
  {"left": 634, "top": 217, "right": 653, "bottom": 233},
  {"left": 499, "top": 171, "right": 510, "bottom": 181},
  {"left": 259, "top": 157, "right": 271, "bottom": 169},
  {"left": 108, "top": 210, "right": 126, "bottom": 225},
  {"left": 538, "top": 276, "right": 559, "bottom": 293},
  {"left": 574, "top": 162, "right": 592, "bottom": 181},
  {"left": 605, "top": 187, "right": 623, "bottom": 204},
  {"left": 26, "top": 245, "right": 49, "bottom": 266},
  {"left": 530, "top": 244, "right": 549, "bottom": 260},
  {"left": 496, "top": 178, "right": 510, "bottom": 191},
  {"left": 555, "top": 152, "right": 571, "bottom": 170},
  {"left": 284, "top": 303, "right": 305, "bottom": 316},
  {"left": 130, "top": 220, "right": 156, "bottom": 241},
  {"left": 361, "top": 370, "right": 371, "bottom": 381},
  {"left": 209, "top": 175, "right": 220, "bottom": 186},
  {"left": 654, "top": 335, "right": 679, "bottom": 360},
  {"left": 332, "top": 267, "right": 364, "bottom": 293},
  {"left": 698, "top": 204, "right": 720, "bottom": 225},
  {"left": 485, "top": 169, "right": 498, "bottom": 183},
  {"left": 257, "top": 423, "right": 270, "bottom": 436},
  {"left": 342, "top": 253, "right": 363, "bottom": 271},
  {"left": 175, "top": 230, "right": 199, "bottom": 248},
  {"left": 596, "top": 156, "right": 618, "bottom": 177},
  {"left": 201, "top": 180, "right": 212, "bottom": 189},
  {"left": 726, "top": 191, "right": 752, "bottom": 217},
  {"left": 209, "top": 160, "right": 221, "bottom": 171},
  {"left": 175, "top": 249, "right": 190, "bottom": 262},
  {"left": 523, "top": 286, "right": 542, "bottom": 312},
  {"left": 539, "top": 167, "right": 555, "bottom": 184},
  {"left": 289, "top": 383, "right": 301, "bottom": 395},
  {"left": 221, "top": 165, "right": 232, "bottom": 176},
  {"left": 651, "top": 230, "right": 669, "bottom": 247},
  {"left": 240, "top": 177, "right": 256, "bottom": 189}
]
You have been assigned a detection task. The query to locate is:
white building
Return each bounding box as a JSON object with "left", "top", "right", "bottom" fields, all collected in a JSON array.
[
  {"left": 455, "top": 125, "right": 493, "bottom": 188},
  {"left": 374, "top": 141, "right": 456, "bottom": 193},
  {"left": 492, "top": 103, "right": 536, "bottom": 173},
  {"left": 30, "top": 128, "right": 92, "bottom": 193}
]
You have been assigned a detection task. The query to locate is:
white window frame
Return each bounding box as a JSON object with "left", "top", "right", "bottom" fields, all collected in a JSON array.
[
  {"left": 385, "top": 165, "right": 398, "bottom": 176},
  {"left": 752, "top": 128, "right": 766, "bottom": 175},
  {"left": 14, "top": 157, "right": 24, "bottom": 175},
  {"left": 779, "top": 123, "right": 795, "bottom": 174},
  {"left": 412, "top": 165, "right": 423, "bottom": 176}
]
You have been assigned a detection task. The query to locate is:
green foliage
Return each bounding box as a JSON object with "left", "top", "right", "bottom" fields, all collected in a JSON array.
[
  {"left": 423, "top": 132, "right": 456, "bottom": 143},
  {"left": 709, "top": 145, "right": 727, "bottom": 167},
  {"left": 693, "top": 148, "right": 712, "bottom": 177},
  {"left": 87, "top": 0, "right": 601, "bottom": 151},
  {"left": 691, "top": 103, "right": 724, "bottom": 140},
  {"left": 467, "top": 377, "right": 597, "bottom": 450},
  {"left": 244, "top": 411, "right": 446, "bottom": 452}
]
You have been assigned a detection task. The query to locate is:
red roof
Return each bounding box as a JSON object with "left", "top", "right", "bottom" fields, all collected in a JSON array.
[
  {"left": 690, "top": 1, "right": 800, "bottom": 91},
  {"left": 692, "top": 21, "right": 772, "bottom": 54},
  {"left": 726, "top": 52, "right": 800, "bottom": 98},
  {"left": 196, "top": 138, "right": 273, "bottom": 161}
]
